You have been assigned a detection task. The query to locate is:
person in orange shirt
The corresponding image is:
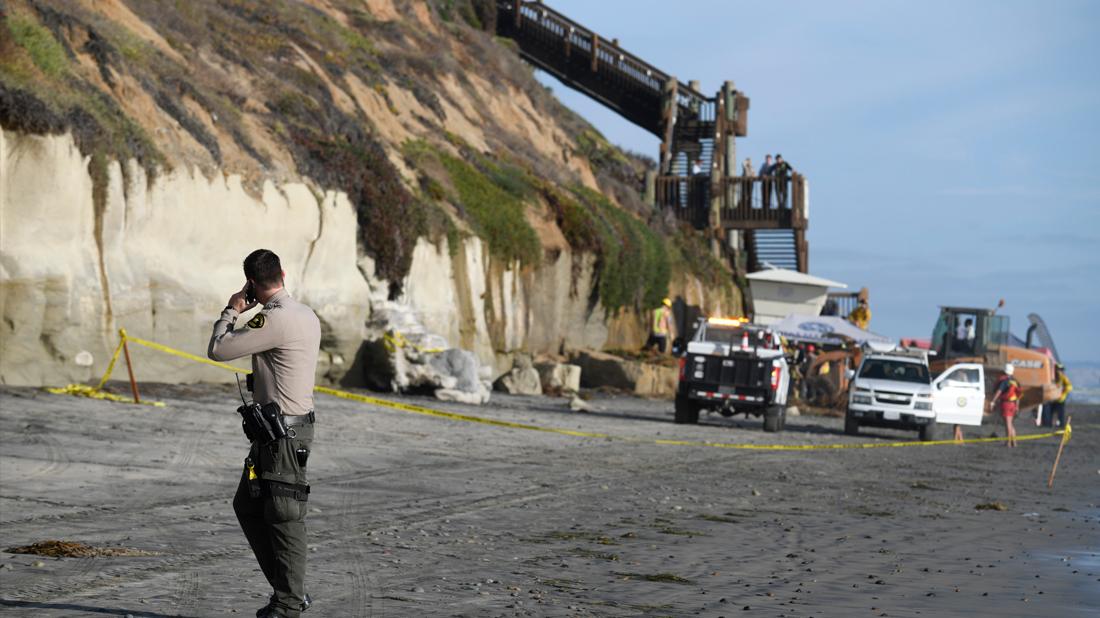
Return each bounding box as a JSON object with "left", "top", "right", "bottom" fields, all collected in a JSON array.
[{"left": 991, "top": 364, "right": 1023, "bottom": 447}]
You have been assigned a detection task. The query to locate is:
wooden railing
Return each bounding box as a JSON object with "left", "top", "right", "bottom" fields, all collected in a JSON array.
[
  {"left": 656, "top": 174, "right": 807, "bottom": 230},
  {"left": 655, "top": 175, "right": 711, "bottom": 228},
  {"left": 496, "top": 0, "right": 711, "bottom": 135},
  {"left": 718, "top": 175, "right": 807, "bottom": 229}
]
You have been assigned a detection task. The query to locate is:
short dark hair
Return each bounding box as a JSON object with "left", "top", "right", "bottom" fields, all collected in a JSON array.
[{"left": 243, "top": 249, "right": 282, "bottom": 288}]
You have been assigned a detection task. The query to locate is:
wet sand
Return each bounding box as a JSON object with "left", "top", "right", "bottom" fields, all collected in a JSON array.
[{"left": 1, "top": 384, "right": 1097, "bottom": 617}]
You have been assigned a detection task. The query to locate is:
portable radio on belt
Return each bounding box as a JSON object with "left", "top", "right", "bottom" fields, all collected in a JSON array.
[{"left": 235, "top": 374, "right": 287, "bottom": 444}]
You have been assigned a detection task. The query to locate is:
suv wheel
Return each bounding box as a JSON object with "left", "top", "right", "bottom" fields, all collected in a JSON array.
[
  {"left": 763, "top": 405, "right": 784, "bottom": 433},
  {"left": 919, "top": 421, "right": 937, "bottom": 442},
  {"left": 844, "top": 408, "right": 859, "bottom": 436},
  {"left": 674, "top": 394, "right": 700, "bottom": 424}
]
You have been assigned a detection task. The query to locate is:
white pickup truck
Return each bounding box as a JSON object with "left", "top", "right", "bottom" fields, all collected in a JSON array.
[{"left": 845, "top": 350, "right": 985, "bottom": 441}]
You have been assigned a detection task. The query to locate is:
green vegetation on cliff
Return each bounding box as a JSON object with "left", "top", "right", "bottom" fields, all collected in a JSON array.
[
  {"left": 546, "top": 185, "right": 670, "bottom": 313},
  {"left": 1, "top": 0, "right": 740, "bottom": 314}
]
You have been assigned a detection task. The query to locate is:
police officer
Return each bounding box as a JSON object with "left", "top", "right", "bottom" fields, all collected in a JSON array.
[{"left": 208, "top": 249, "right": 321, "bottom": 618}]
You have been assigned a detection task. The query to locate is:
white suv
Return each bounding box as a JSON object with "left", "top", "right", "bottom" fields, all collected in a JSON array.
[{"left": 845, "top": 351, "right": 985, "bottom": 441}]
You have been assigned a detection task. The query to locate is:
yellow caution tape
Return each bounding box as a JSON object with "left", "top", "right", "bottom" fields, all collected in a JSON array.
[
  {"left": 46, "top": 328, "right": 1070, "bottom": 451},
  {"left": 95, "top": 336, "right": 126, "bottom": 390},
  {"left": 46, "top": 383, "right": 165, "bottom": 407},
  {"left": 382, "top": 331, "right": 444, "bottom": 355},
  {"left": 315, "top": 385, "right": 1062, "bottom": 450},
  {"left": 124, "top": 333, "right": 251, "bottom": 374},
  {"left": 315, "top": 386, "right": 609, "bottom": 438}
]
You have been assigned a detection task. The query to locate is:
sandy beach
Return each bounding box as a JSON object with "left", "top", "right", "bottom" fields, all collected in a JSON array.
[{"left": 1, "top": 384, "right": 1096, "bottom": 617}]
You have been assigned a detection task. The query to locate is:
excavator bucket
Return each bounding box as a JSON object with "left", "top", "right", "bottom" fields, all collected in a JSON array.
[{"left": 1026, "top": 314, "right": 1061, "bottom": 363}]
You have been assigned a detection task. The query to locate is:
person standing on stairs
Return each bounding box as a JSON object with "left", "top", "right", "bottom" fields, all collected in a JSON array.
[
  {"left": 741, "top": 157, "right": 755, "bottom": 208},
  {"left": 758, "top": 154, "right": 774, "bottom": 208},
  {"left": 772, "top": 154, "right": 794, "bottom": 208}
]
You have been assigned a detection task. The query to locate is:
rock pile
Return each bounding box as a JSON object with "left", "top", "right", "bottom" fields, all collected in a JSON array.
[
  {"left": 570, "top": 350, "right": 678, "bottom": 398},
  {"left": 362, "top": 302, "right": 492, "bottom": 404}
]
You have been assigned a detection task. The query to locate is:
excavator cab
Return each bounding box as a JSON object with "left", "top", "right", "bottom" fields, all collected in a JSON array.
[
  {"left": 931, "top": 306, "right": 1009, "bottom": 365},
  {"left": 930, "top": 306, "right": 1059, "bottom": 411}
]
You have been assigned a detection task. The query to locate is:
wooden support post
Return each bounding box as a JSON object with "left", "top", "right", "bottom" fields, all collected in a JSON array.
[
  {"left": 1047, "top": 417, "right": 1072, "bottom": 488},
  {"left": 121, "top": 333, "right": 140, "bottom": 404},
  {"left": 659, "top": 78, "right": 678, "bottom": 174},
  {"left": 590, "top": 33, "right": 599, "bottom": 72},
  {"left": 513, "top": 0, "right": 522, "bottom": 29},
  {"left": 723, "top": 81, "right": 737, "bottom": 176},
  {"left": 644, "top": 170, "right": 656, "bottom": 207},
  {"left": 796, "top": 229, "right": 809, "bottom": 273}
]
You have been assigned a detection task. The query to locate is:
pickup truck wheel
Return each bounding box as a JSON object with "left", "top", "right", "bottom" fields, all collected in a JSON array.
[
  {"left": 844, "top": 409, "right": 859, "bottom": 436},
  {"left": 763, "top": 406, "right": 784, "bottom": 433},
  {"left": 674, "top": 394, "right": 699, "bottom": 424},
  {"left": 919, "top": 421, "right": 937, "bottom": 442}
]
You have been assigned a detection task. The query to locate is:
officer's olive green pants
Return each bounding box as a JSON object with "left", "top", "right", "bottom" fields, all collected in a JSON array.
[{"left": 234, "top": 424, "right": 313, "bottom": 618}]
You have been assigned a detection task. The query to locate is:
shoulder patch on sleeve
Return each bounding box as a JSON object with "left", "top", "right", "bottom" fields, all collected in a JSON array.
[{"left": 247, "top": 314, "right": 266, "bottom": 329}]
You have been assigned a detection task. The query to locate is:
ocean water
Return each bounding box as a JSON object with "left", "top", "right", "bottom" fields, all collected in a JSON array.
[{"left": 1071, "top": 389, "right": 1100, "bottom": 405}]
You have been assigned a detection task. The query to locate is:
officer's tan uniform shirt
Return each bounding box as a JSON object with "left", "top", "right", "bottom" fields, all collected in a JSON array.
[{"left": 208, "top": 289, "right": 321, "bottom": 416}]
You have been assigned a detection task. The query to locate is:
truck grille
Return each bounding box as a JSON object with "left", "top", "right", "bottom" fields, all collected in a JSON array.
[{"left": 874, "top": 390, "right": 912, "bottom": 406}]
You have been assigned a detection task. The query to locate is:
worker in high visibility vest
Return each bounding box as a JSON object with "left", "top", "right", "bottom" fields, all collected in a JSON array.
[
  {"left": 651, "top": 298, "right": 673, "bottom": 354},
  {"left": 848, "top": 298, "right": 871, "bottom": 330},
  {"left": 991, "top": 364, "right": 1023, "bottom": 448},
  {"left": 1044, "top": 363, "right": 1073, "bottom": 428}
]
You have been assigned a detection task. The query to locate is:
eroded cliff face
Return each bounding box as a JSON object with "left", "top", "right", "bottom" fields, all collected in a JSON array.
[
  {"left": 0, "top": 0, "right": 742, "bottom": 387},
  {"left": 1, "top": 128, "right": 738, "bottom": 386},
  {"left": 1, "top": 128, "right": 369, "bottom": 384}
]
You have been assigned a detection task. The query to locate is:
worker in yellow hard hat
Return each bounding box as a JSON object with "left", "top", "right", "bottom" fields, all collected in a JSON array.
[
  {"left": 848, "top": 298, "right": 871, "bottom": 330},
  {"left": 650, "top": 298, "right": 674, "bottom": 354},
  {"left": 1044, "top": 363, "right": 1072, "bottom": 428}
]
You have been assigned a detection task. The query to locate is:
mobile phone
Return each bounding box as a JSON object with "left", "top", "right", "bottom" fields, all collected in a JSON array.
[{"left": 245, "top": 282, "right": 256, "bottom": 303}]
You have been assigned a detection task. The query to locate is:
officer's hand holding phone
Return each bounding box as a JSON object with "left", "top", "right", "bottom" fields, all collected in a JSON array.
[{"left": 227, "top": 281, "right": 259, "bottom": 313}]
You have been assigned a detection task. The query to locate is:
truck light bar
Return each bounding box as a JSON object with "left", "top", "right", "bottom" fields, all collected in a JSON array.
[{"left": 707, "top": 317, "right": 750, "bottom": 326}]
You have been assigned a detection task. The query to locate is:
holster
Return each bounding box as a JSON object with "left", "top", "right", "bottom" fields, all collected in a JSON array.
[{"left": 237, "top": 401, "right": 286, "bottom": 444}]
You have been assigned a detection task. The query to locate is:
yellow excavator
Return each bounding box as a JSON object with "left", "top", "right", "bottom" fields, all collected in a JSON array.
[{"left": 928, "top": 302, "right": 1061, "bottom": 413}]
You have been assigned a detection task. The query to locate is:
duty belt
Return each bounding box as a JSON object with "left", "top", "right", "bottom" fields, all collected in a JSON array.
[
  {"left": 283, "top": 411, "right": 315, "bottom": 427},
  {"left": 265, "top": 480, "right": 311, "bottom": 501}
]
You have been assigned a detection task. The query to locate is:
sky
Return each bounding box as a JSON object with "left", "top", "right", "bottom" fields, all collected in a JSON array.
[{"left": 533, "top": 0, "right": 1100, "bottom": 362}]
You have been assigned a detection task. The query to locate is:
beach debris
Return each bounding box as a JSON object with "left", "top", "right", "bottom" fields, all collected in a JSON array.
[
  {"left": 975, "top": 502, "right": 1008, "bottom": 511},
  {"left": 569, "top": 394, "right": 594, "bottom": 412},
  {"left": 6, "top": 540, "right": 159, "bottom": 558},
  {"left": 613, "top": 571, "right": 693, "bottom": 584}
]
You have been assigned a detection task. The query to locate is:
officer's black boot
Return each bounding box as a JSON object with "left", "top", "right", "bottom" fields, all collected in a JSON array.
[{"left": 257, "top": 593, "right": 311, "bottom": 617}]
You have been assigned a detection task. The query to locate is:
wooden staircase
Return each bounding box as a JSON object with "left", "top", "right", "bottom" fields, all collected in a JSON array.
[{"left": 494, "top": 0, "right": 807, "bottom": 274}]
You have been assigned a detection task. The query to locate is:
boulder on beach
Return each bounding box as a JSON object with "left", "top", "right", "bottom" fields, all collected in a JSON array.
[
  {"left": 362, "top": 301, "right": 491, "bottom": 404},
  {"left": 535, "top": 360, "right": 582, "bottom": 394},
  {"left": 570, "top": 350, "right": 677, "bottom": 398},
  {"left": 495, "top": 354, "right": 543, "bottom": 396}
]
